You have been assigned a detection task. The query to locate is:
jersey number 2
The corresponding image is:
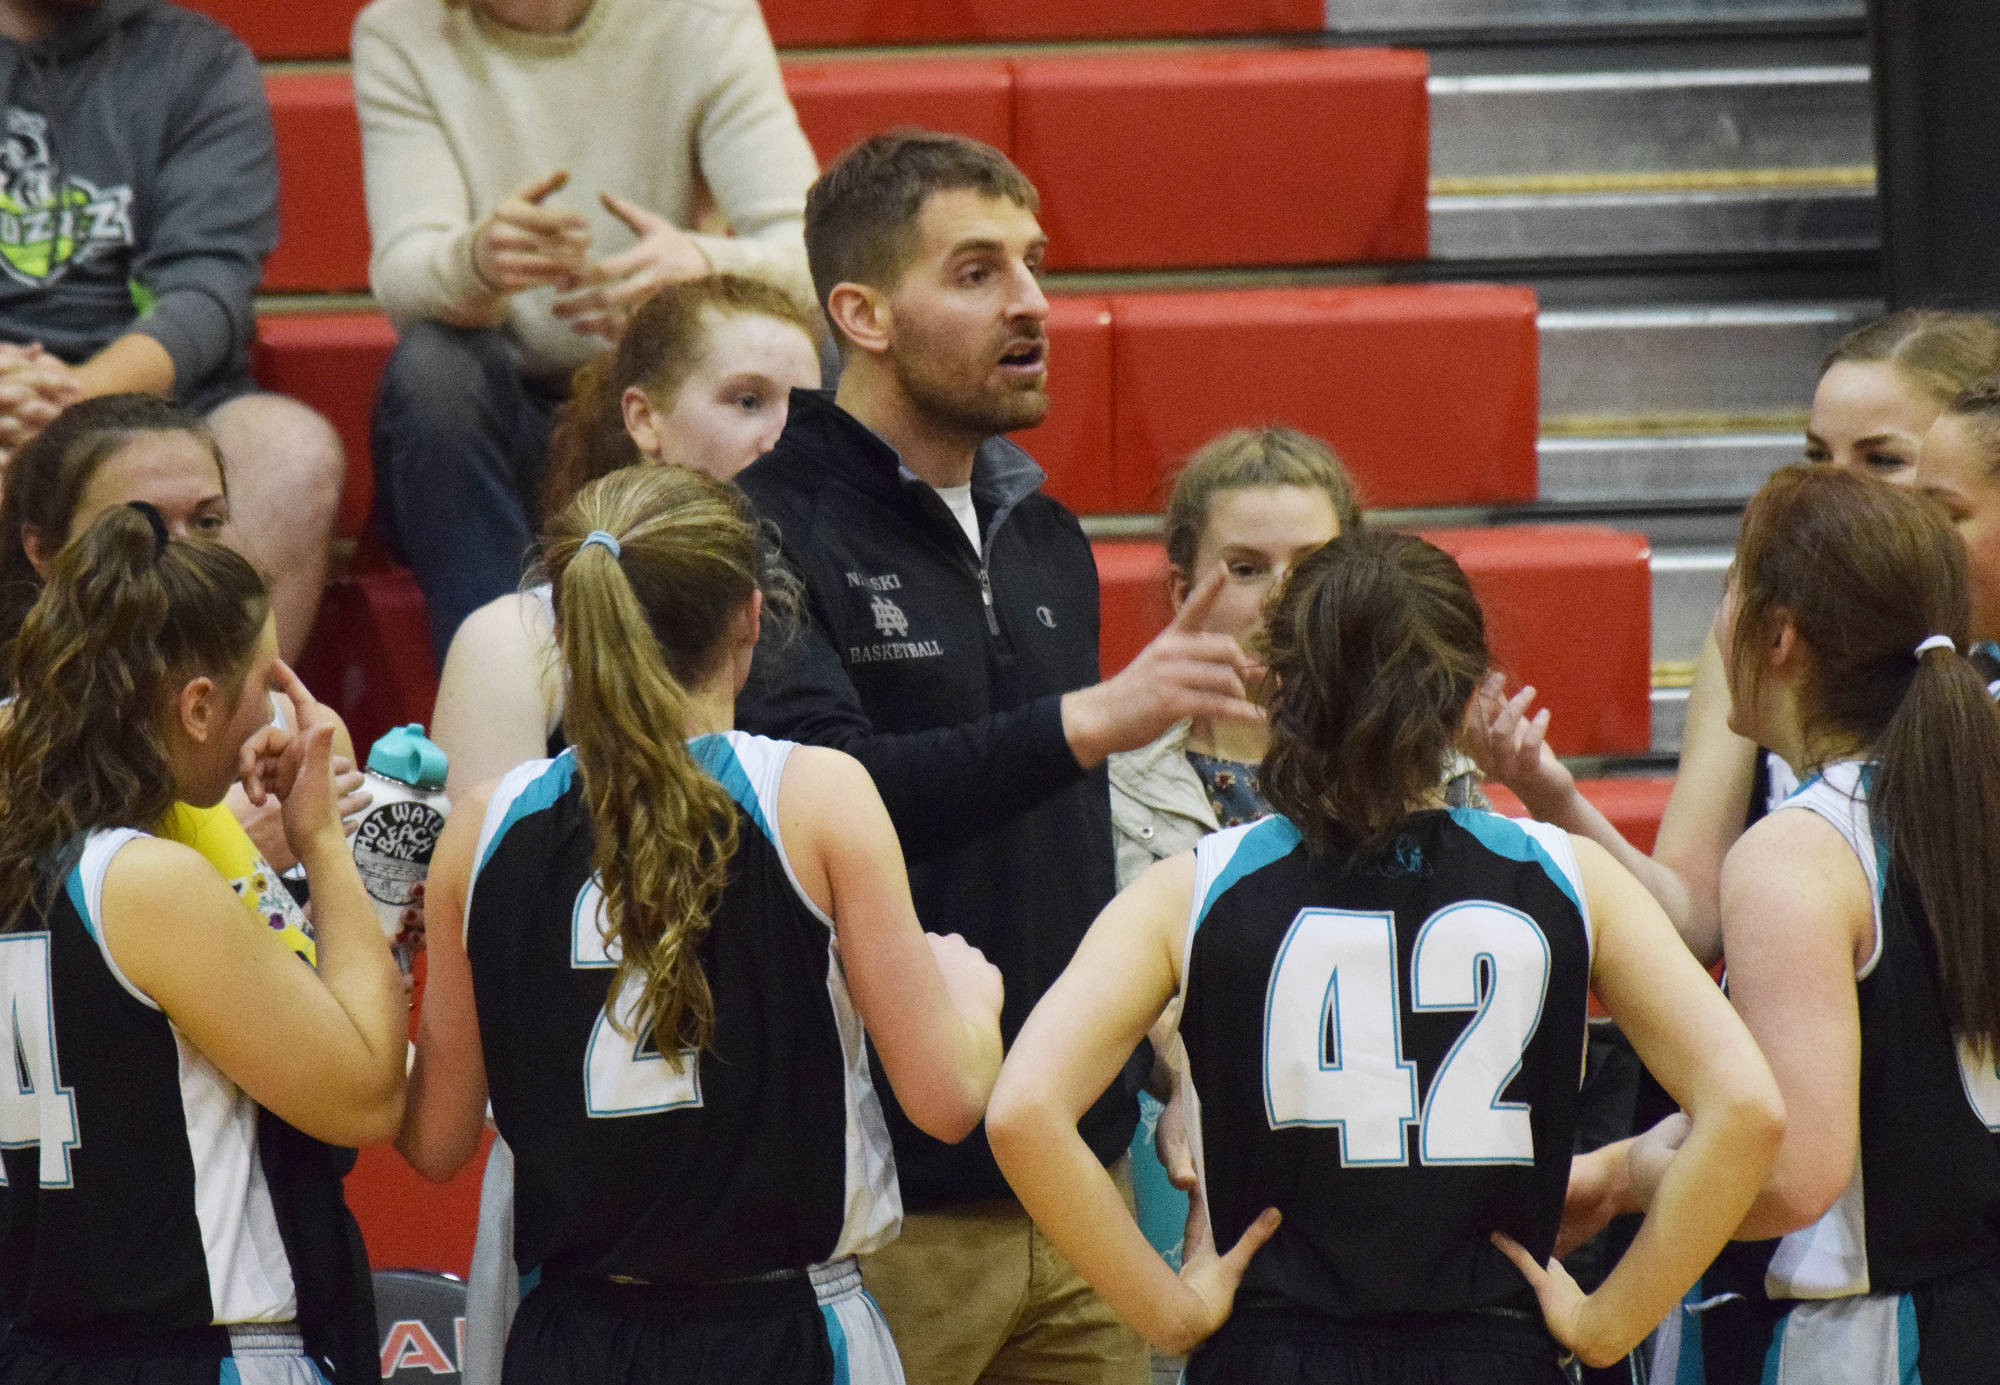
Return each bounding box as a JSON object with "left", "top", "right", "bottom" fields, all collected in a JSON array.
[
  {"left": 0, "top": 933, "right": 81, "bottom": 1187},
  {"left": 572, "top": 883, "right": 704, "bottom": 1118},
  {"left": 1263, "top": 904, "right": 1551, "bottom": 1167}
]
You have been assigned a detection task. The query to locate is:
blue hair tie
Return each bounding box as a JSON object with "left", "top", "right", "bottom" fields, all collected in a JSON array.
[{"left": 580, "top": 530, "right": 622, "bottom": 559}]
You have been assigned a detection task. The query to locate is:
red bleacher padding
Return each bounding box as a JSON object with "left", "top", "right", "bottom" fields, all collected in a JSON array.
[
  {"left": 1424, "top": 526, "right": 1652, "bottom": 757},
  {"left": 250, "top": 284, "right": 1537, "bottom": 542},
  {"left": 265, "top": 73, "right": 371, "bottom": 295},
  {"left": 1021, "top": 297, "right": 1116, "bottom": 516},
  {"left": 1013, "top": 49, "right": 1429, "bottom": 273},
  {"left": 1485, "top": 777, "right": 1676, "bottom": 854},
  {"left": 295, "top": 569, "right": 440, "bottom": 756},
  {"left": 348, "top": 1128, "right": 490, "bottom": 1279},
  {"left": 762, "top": 0, "right": 1321, "bottom": 48},
  {"left": 1094, "top": 540, "right": 1178, "bottom": 679},
  {"left": 1108, "top": 285, "right": 1540, "bottom": 512},
  {"left": 261, "top": 47, "right": 1433, "bottom": 294},
  {"left": 784, "top": 58, "right": 1013, "bottom": 168},
  {"left": 183, "top": 0, "right": 363, "bottom": 60},
  {"left": 189, "top": 0, "right": 1321, "bottom": 59},
  {"left": 1092, "top": 526, "right": 1651, "bottom": 757},
  {"left": 253, "top": 312, "right": 396, "bottom": 539}
]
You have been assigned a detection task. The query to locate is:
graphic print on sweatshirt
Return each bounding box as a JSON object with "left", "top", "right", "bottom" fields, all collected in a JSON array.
[{"left": 0, "top": 108, "right": 134, "bottom": 287}]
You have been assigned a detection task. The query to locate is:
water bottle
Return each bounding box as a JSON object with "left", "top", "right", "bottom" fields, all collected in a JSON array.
[{"left": 351, "top": 724, "right": 450, "bottom": 972}]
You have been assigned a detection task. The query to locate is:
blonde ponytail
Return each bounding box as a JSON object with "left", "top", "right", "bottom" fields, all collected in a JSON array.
[{"left": 546, "top": 466, "right": 772, "bottom": 1064}]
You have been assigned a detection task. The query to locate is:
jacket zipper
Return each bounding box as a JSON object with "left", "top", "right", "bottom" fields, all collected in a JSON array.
[{"left": 977, "top": 563, "right": 1000, "bottom": 637}]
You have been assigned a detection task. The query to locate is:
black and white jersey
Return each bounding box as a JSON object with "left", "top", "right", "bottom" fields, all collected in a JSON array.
[
  {"left": 1174, "top": 809, "right": 1593, "bottom": 1320},
  {"left": 0, "top": 830, "right": 297, "bottom": 1334},
  {"left": 465, "top": 732, "right": 899, "bottom": 1285},
  {"left": 1761, "top": 762, "right": 2000, "bottom": 1299}
]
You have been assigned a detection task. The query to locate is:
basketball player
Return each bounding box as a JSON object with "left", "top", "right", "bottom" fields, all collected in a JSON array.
[
  {"left": 989, "top": 530, "right": 1784, "bottom": 1382},
  {"left": 0, "top": 505, "right": 407, "bottom": 1383},
  {"left": 1594, "top": 466, "right": 2000, "bottom": 1382},
  {"left": 396, "top": 465, "right": 1006, "bottom": 1385}
]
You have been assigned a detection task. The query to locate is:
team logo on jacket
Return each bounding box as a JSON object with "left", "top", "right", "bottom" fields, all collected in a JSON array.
[
  {"left": 0, "top": 109, "right": 135, "bottom": 287},
  {"left": 850, "top": 590, "right": 942, "bottom": 664},
  {"left": 870, "top": 594, "right": 909, "bottom": 638}
]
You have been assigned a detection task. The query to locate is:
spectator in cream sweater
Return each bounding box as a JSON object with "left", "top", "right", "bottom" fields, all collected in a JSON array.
[{"left": 353, "top": 0, "right": 818, "bottom": 657}]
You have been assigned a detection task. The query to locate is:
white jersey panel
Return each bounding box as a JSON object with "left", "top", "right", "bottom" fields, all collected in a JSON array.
[
  {"left": 1764, "top": 759, "right": 1880, "bottom": 1300},
  {"left": 171, "top": 1030, "right": 298, "bottom": 1323}
]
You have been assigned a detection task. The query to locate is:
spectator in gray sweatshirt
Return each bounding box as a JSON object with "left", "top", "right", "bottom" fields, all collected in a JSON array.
[{"left": 0, "top": 0, "right": 341, "bottom": 660}]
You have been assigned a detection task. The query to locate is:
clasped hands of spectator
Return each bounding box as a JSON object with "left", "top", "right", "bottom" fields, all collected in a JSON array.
[
  {"left": 0, "top": 342, "right": 82, "bottom": 470},
  {"left": 472, "top": 169, "right": 709, "bottom": 341}
]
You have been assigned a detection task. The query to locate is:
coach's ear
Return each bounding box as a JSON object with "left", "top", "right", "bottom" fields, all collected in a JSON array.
[{"left": 825, "top": 281, "right": 890, "bottom": 359}]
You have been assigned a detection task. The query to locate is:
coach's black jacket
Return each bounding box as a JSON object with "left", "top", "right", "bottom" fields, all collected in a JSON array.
[{"left": 735, "top": 387, "right": 1135, "bottom": 1210}]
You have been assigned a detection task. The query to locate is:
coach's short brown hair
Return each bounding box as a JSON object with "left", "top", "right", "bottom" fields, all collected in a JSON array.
[{"left": 805, "top": 130, "right": 1038, "bottom": 340}]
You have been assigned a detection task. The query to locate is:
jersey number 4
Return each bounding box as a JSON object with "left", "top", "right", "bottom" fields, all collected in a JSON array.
[
  {"left": 0, "top": 932, "right": 81, "bottom": 1188},
  {"left": 1263, "top": 904, "right": 1551, "bottom": 1167},
  {"left": 572, "top": 883, "right": 705, "bottom": 1118}
]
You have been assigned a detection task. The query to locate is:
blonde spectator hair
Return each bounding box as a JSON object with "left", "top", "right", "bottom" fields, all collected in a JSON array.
[
  {"left": 1823, "top": 310, "right": 2000, "bottom": 408},
  {"left": 1162, "top": 426, "right": 1364, "bottom": 579}
]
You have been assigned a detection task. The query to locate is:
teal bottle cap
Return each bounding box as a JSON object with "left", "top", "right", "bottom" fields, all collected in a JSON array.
[{"left": 366, "top": 723, "right": 449, "bottom": 790}]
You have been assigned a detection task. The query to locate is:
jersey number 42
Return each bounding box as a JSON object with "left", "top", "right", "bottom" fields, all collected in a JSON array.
[{"left": 1264, "top": 904, "right": 1550, "bottom": 1168}]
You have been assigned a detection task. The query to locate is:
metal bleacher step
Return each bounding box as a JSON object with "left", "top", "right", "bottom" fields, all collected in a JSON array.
[
  {"left": 1330, "top": 0, "right": 1864, "bottom": 40},
  {"left": 1427, "top": 62, "right": 1875, "bottom": 261},
  {"left": 1538, "top": 300, "right": 1871, "bottom": 433}
]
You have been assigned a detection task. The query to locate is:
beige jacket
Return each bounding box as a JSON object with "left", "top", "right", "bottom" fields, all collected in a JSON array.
[
  {"left": 1107, "top": 720, "right": 1220, "bottom": 891},
  {"left": 353, "top": 0, "right": 817, "bottom": 376}
]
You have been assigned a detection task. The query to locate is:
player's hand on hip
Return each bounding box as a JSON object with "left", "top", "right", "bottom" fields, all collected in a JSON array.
[
  {"left": 1062, "top": 563, "right": 1264, "bottom": 769},
  {"left": 1168, "top": 1185, "right": 1280, "bottom": 1354},
  {"left": 472, "top": 170, "right": 593, "bottom": 295},
  {"left": 1492, "top": 1232, "right": 1619, "bottom": 1369},
  {"left": 927, "top": 931, "right": 1004, "bottom": 1023},
  {"left": 552, "top": 192, "right": 710, "bottom": 341}
]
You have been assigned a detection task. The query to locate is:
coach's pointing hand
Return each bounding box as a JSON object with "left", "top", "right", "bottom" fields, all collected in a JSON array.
[{"left": 1062, "top": 563, "right": 1264, "bottom": 770}]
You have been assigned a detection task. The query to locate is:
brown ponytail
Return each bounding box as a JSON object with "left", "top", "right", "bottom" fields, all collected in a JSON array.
[
  {"left": 0, "top": 504, "right": 267, "bottom": 929},
  {"left": 542, "top": 275, "right": 818, "bottom": 523},
  {"left": 1260, "top": 530, "right": 1489, "bottom": 854},
  {"left": 1730, "top": 464, "right": 2000, "bottom": 1052},
  {"left": 545, "top": 465, "right": 785, "bottom": 1064}
]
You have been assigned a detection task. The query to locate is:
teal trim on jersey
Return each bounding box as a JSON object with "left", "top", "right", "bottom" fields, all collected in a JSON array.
[
  {"left": 821, "top": 1300, "right": 852, "bottom": 1385},
  {"left": 63, "top": 862, "right": 93, "bottom": 943},
  {"left": 1898, "top": 1292, "right": 1921, "bottom": 1382},
  {"left": 219, "top": 1363, "right": 240, "bottom": 1385},
  {"left": 691, "top": 734, "right": 776, "bottom": 843},
  {"left": 520, "top": 1265, "right": 541, "bottom": 1297},
  {"left": 1447, "top": 808, "right": 1584, "bottom": 919},
  {"left": 477, "top": 754, "right": 577, "bottom": 878},
  {"left": 1676, "top": 1286, "right": 1705, "bottom": 1385},
  {"left": 1194, "top": 816, "right": 1303, "bottom": 936}
]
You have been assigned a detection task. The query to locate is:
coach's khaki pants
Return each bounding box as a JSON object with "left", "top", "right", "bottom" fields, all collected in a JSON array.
[{"left": 862, "top": 1159, "right": 1150, "bottom": 1385}]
